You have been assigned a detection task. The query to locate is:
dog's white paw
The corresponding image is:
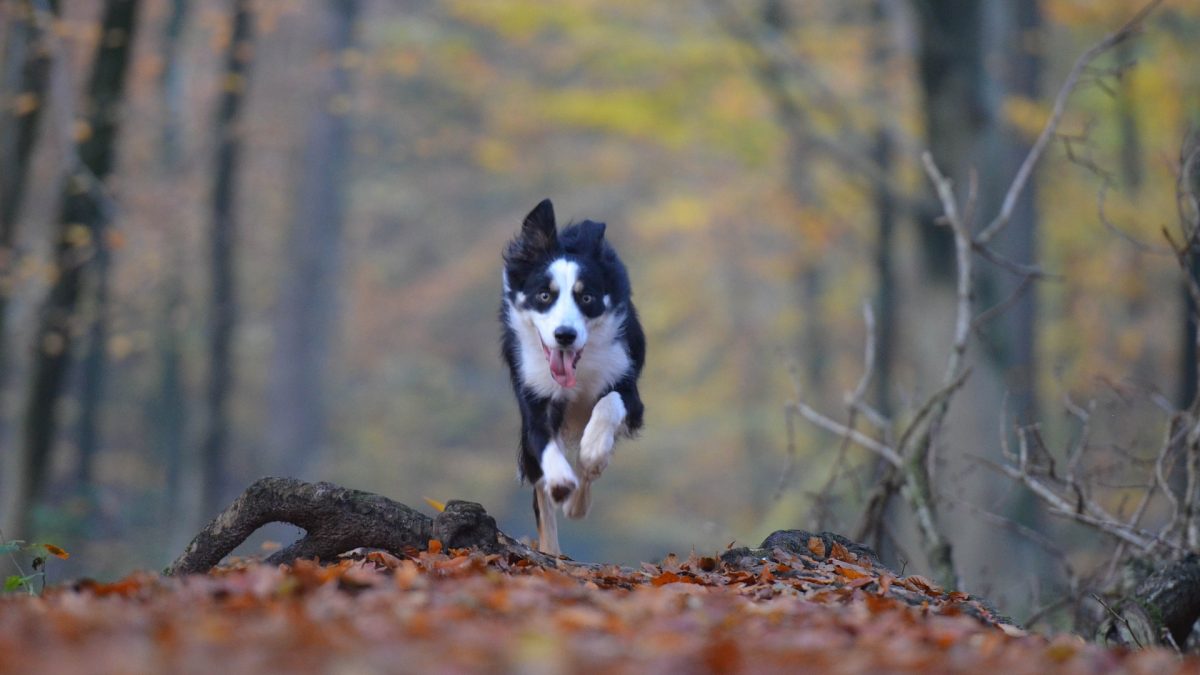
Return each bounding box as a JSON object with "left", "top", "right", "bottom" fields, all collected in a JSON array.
[
  {"left": 541, "top": 441, "right": 578, "bottom": 504},
  {"left": 580, "top": 392, "right": 625, "bottom": 481}
]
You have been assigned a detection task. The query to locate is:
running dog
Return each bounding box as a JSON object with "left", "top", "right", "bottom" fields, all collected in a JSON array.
[{"left": 500, "top": 199, "right": 645, "bottom": 555}]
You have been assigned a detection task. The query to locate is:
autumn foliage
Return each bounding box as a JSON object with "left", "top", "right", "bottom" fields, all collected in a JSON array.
[{"left": 0, "top": 542, "right": 1192, "bottom": 674}]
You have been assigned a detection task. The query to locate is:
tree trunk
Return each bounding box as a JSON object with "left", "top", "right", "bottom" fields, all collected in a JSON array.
[
  {"left": 266, "top": 0, "right": 358, "bottom": 478},
  {"left": 18, "top": 0, "right": 140, "bottom": 537},
  {"left": 202, "top": 0, "right": 255, "bottom": 519},
  {"left": 913, "top": 0, "right": 985, "bottom": 280},
  {"left": 0, "top": 0, "right": 56, "bottom": 346},
  {"left": 154, "top": 0, "right": 189, "bottom": 536},
  {"left": 0, "top": 0, "right": 57, "bottom": 401},
  {"left": 905, "top": 0, "right": 1006, "bottom": 590},
  {"left": 1182, "top": 130, "right": 1200, "bottom": 408},
  {"left": 74, "top": 238, "right": 109, "bottom": 488},
  {"left": 982, "top": 0, "right": 1042, "bottom": 426}
]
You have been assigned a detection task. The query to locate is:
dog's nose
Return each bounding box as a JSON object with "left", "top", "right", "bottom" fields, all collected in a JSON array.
[{"left": 554, "top": 326, "right": 577, "bottom": 346}]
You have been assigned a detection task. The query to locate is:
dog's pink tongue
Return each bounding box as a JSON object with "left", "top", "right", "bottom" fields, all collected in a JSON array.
[{"left": 549, "top": 349, "right": 577, "bottom": 388}]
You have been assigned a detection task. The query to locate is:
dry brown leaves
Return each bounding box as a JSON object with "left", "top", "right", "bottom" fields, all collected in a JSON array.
[{"left": 0, "top": 544, "right": 1192, "bottom": 674}]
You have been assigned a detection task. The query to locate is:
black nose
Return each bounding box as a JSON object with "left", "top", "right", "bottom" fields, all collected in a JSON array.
[{"left": 554, "top": 327, "right": 577, "bottom": 346}]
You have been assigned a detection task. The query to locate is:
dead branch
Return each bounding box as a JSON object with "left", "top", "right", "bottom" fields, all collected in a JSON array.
[
  {"left": 983, "top": 457, "right": 1169, "bottom": 553},
  {"left": 975, "top": 0, "right": 1166, "bottom": 245},
  {"left": 787, "top": 398, "right": 901, "bottom": 467},
  {"left": 167, "top": 477, "right": 566, "bottom": 576}
]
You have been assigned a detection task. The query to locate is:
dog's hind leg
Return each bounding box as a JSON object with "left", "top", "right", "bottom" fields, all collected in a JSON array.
[
  {"left": 569, "top": 391, "right": 630, "bottom": 520},
  {"left": 534, "top": 483, "right": 560, "bottom": 555},
  {"left": 564, "top": 478, "right": 591, "bottom": 519}
]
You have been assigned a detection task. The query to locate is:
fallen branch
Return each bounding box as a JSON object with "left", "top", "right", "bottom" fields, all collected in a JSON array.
[{"left": 167, "top": 477, "right": 557, "bottom": 576}]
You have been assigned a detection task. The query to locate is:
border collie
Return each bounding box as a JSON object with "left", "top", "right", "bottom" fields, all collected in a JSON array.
[{"left": 500, "top": 199, "right": 645, "bottom": 555}]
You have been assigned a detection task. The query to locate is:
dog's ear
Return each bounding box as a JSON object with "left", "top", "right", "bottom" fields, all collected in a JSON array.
[
  {"left": 577, "top": 220, "right": 606, "bottom": 252},
  {"left": 520, "top": 199, "right": 558, "bottom": 252}
]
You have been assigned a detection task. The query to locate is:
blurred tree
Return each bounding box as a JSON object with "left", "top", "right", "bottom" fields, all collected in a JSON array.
[
  {"left": 1176, "top": 13, "right": 1200, "bottom": 408},
  {"left": 202, "top": 0, "right": 256, "bottom": 519},
  {"left": 156, "top": 0, "right": 190, "bottom": 529},
  {"left": 19, "top": 0, "right": 141, "bottom": 536},
  {"left": 869, "top": 0, "right": 899, "bottom": 419},
  {"left": 0, "top": 0, "right": 57, "bottom": 392},
  {"left": 74, "top": 195, "right": 111, "bottom": 491},
  {"left": 980, "top": 0, "right": 1043, "bottom": 426},
  {"left": 913, "top": 0, "right": 985, "bottom": 278},
  {"left": 266, "top": 0, "right": 359, "bottom": 478}
]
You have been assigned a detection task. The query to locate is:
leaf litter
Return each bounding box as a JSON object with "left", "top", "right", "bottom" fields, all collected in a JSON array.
[{"left": 0, "top": 543, "right": 1193, "bottom": 674}]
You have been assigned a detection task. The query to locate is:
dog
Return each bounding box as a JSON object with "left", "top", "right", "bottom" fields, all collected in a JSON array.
[{"left": 500, "top": 199, "right": 645, "bottom": 555}]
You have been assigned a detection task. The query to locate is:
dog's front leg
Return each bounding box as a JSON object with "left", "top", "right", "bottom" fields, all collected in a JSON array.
[
  {"left": 566, "top": 389, "right": 634, "bottom": 520},
  {"left": 579, "top": 391, "right": 626, "bottom": 481}
]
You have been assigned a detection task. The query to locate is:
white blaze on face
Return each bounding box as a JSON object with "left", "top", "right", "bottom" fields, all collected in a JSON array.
[{"left": 529, "top": 259, "right": 589, "bottom": 388}]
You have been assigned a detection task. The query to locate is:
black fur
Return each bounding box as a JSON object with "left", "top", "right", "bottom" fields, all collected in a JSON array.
[{"left": 500, "top": 198, "right": 645, "bottom": 488}]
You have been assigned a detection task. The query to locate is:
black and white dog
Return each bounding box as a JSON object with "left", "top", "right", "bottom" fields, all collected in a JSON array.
[{"left": 500, "top": 199, "right": 645, "bottom": 555}]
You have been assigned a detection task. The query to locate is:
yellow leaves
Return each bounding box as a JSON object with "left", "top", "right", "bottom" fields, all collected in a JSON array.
[
  {"left": 657, "top": 195, "right": 709, "bottom": 234},
  {"left": 64, "top": 223, "right": 92, "bottom": 249},
  {"left": 13, "top": 93, "right": 39, "bottom": 116},
  {"left": 1043, "top": 0, "right": 1130, "bottom": 28},
  {"left": 1002, "top": 95, "right": 1051, "bottom": 142},
  {"left": 73, "top": 120, "right": 92, "bottom": 143},
  {"left": 445, "top": 1, "right": 595, "bottom": 43},
  {"left": 539, "top": 87, "right": 690, "bottom": 147},
  {"left": 473, "top": 138, "right": 516, "bottom": 173}
]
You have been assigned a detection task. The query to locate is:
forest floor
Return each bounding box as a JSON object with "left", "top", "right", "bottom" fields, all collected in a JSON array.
[{"left": 0, "top": 540, "right": 1194, "bottom": 674}]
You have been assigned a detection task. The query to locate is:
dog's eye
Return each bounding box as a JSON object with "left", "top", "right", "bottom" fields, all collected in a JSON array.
[
  {"left": 536, "top": 291, "right": 553, "bottom": 303},
  {"left": 579, "top": 294, "right": 594, "bottom": 305}
]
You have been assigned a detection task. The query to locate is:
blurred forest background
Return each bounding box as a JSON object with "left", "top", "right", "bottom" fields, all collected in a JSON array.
[{"left": 1, "top": 0, "right": 1199, "bottom": 628}]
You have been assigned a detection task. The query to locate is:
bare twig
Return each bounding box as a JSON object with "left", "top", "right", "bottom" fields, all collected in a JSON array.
[
  {"left": 920, "top": 152, "right": 972, "bottom": 389},
  {"left": 703, "top": 0, "right": 920, "bottom": 214},
  {"left": 848, "top": 302, "right": 877, "bottom": 407},
  {"left": 982, "top": 455, "right": 1176, "bottom": 553},
  {"left": 976, "top": 0, "right": 1166, "bottom": 245},
  {"left": 1094, "top": 593, "right": 1146, "bottom": 650},
  {"left": 972, "top": 274, "right": 1036, "bottom": 335},
  {"left": 787, "top": 399, "right": 901, "bottom": 467}
]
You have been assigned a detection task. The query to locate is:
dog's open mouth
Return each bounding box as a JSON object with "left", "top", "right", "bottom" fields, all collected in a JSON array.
[{"left": 542, "top": 343, "right": 583, "bottom": 388}]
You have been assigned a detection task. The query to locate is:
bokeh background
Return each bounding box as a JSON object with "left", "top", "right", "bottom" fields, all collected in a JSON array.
[{"left": 1, "top": 0, "right": 1198, "bottom": 623}]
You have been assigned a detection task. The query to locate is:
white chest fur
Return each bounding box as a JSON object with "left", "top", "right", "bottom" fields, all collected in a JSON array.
[{"left": 506, "top": 301, "right": 632, "bottom": 414}]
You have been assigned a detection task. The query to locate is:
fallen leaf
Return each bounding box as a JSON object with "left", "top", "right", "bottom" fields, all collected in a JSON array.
[{"left": 807, "top": 536, "right": 826, "bottom": 558}]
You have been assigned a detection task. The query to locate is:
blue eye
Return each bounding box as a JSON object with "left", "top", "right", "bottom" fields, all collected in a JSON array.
[
  {"left": 537, "top": 291, "right": 552, "bottom": 303},
  {"left": 580, "top": 294, "right": 595, "bottom": 305}
]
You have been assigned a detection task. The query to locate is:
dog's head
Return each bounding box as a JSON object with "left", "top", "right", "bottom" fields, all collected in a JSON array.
[{"left": 503, "top": 199, "right": 621, "bottom": 389}]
